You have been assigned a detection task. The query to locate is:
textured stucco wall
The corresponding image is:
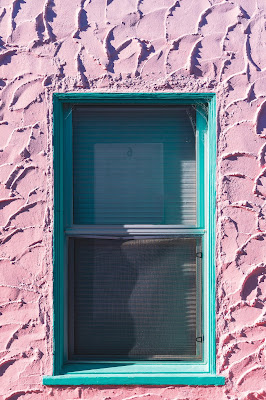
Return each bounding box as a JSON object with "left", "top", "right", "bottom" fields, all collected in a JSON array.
[{"left": 0, "top": 0, "right": 266, "bottom": 399}]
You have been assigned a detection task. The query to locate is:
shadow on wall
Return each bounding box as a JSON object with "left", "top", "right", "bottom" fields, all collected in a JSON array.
[
  {"left": 240, "top": 265, "right": 266, "bottom": 304},
  {"left": 257, "top": 102, "right": 266, "bottom": 136}
]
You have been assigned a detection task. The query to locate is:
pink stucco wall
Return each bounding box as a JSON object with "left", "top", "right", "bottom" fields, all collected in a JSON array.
[{"left": 0, "top": 0, "right": 266, "bottom": 399}]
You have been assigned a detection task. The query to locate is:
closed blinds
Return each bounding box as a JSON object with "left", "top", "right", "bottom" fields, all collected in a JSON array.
[{"left": 73, "top": 106, "right": 196, "bottom": 225}]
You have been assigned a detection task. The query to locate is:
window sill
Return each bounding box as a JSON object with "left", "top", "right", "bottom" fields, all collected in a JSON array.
[{"left": 43, "top": 373, "right": 225, "bottom": 386}]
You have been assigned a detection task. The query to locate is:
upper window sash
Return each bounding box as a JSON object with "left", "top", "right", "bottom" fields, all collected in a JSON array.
[{"left": 63, "top": 103, "right": 207, "bottom": 231}]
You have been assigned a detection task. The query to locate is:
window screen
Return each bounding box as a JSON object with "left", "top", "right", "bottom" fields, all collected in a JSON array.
[{"left": 69, "top": 238, "right": 201, "bottom": 360}]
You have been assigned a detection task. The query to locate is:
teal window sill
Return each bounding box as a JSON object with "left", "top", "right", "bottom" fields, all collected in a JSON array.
[{"left": 43, "top": 373, "right": 225, "bottom": 386}]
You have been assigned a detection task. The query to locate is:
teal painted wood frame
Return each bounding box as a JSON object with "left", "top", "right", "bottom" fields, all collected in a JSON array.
[{"left": 43, "top": 92, "right": 224, "bottom": 386}]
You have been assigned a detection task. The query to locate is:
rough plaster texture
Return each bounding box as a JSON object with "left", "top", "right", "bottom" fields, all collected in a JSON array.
[{"left": 0, "top": 0, "right": 266, "bottom": 399}]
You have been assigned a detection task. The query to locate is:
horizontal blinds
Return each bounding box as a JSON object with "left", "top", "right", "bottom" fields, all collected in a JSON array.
[
  {"left": 70, "top": 237, "right": 200, "bottom": 359},
  {"left": 73, "top": 106, "right": 196, "bottom": 225}
]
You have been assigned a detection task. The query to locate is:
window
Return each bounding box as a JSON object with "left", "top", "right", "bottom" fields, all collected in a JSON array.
[{"left": 43, "top": 93, "right": 224, "bottom": 386}]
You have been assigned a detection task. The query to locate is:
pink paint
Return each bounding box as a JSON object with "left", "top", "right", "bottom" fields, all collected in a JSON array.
[{"left": 0, "top": 0, "right": 266, "bottom": 398}]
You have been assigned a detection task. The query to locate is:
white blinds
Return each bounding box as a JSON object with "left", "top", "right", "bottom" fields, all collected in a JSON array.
[{"left": 73, "top": 106, "right": 196, "bottom": 225}]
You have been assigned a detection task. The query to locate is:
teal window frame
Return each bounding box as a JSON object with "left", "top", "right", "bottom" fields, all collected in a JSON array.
[{"left": 43, "top": 93, "right": 225, "bottom": 386}]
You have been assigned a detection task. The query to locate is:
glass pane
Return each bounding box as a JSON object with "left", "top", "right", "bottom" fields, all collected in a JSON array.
[
  {"left": 69, "top": 237, "right": 201, "bottom": 360},
  {"left": 73, "top": 106, "right": 196, "bottom": 225}
]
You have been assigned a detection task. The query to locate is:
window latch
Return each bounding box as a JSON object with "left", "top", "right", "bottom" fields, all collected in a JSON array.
[
  {"left": 196, "top": 252, "right": 202, "bottom": 258},
  {"left": 196, "top": 336, "right": 203, "bottom": 342}
]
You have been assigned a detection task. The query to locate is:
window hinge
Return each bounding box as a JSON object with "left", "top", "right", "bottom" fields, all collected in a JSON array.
[
  {"left": 196, "top": 252, "right": 202, "bottom": 258},
  {"left": 196, "top": 336, "right": 204, "bottom": 342}
]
